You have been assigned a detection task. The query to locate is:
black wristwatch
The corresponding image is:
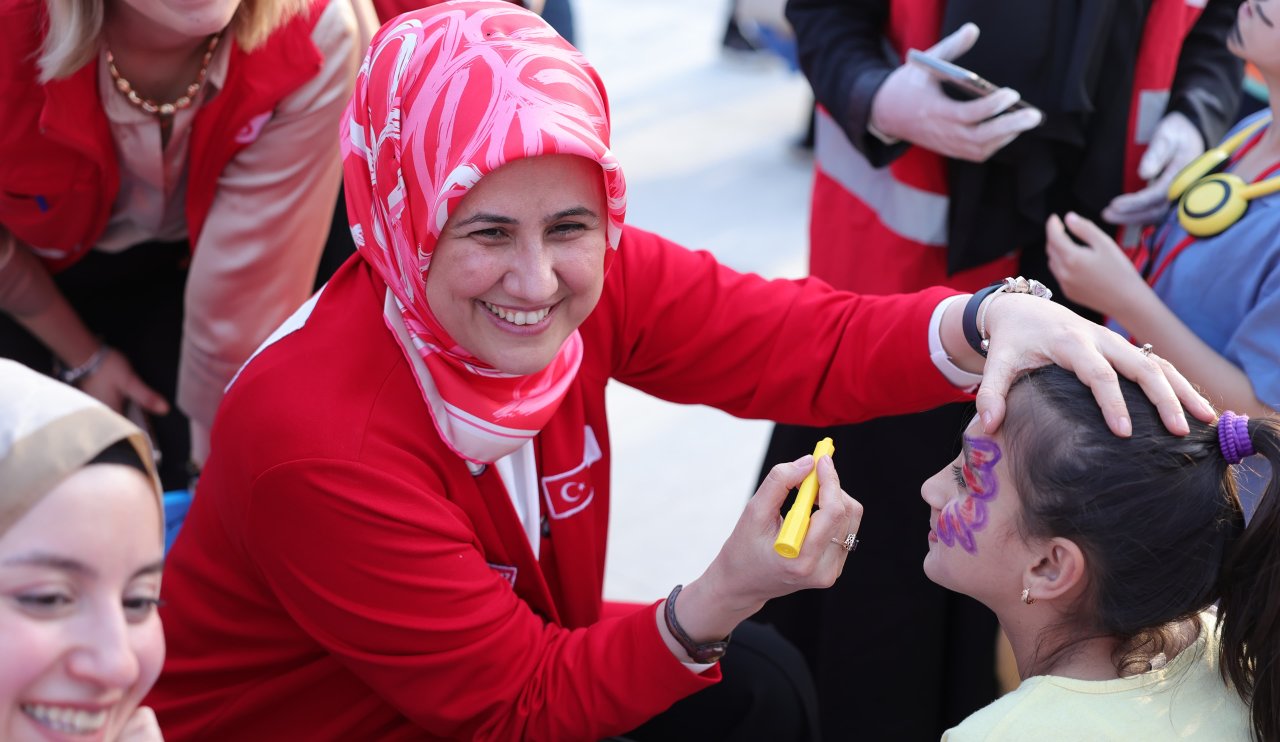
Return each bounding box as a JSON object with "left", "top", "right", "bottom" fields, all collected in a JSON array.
[{"left": 664, "top": 585, "right": 731, "bottom": 664}]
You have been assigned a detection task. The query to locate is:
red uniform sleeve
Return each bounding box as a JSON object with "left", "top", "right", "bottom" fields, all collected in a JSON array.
[
  {"left": 245, "top": 458, "right": 715, "bottom": 741},
  {"left": 594, "top": 226, "right": 971, "bottom": 424}
]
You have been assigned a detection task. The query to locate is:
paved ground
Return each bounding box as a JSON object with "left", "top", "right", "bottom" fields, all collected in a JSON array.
[{"left": 571, "top": 1, "right": 817, "bottom": 602}]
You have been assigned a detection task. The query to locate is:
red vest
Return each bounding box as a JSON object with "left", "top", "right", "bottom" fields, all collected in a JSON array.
[
  {"left": 809, "top": 0, "right": 1204, "bottom": 295},
  {"left": 0, "top": 0, "right": 327, "bottom": 272}
]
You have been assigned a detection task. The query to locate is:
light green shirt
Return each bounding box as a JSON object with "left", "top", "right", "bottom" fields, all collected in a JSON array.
[{"left": 943, "top": 612, "right": 1251, "bottom": 741}]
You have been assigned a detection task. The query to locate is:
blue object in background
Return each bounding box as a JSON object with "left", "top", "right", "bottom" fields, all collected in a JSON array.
[
  {"left": 163, "top": 489, "right": 193, "bottom": 555},
  {"left": 753, "top": 25, "right": 798, "bottom": 72}
]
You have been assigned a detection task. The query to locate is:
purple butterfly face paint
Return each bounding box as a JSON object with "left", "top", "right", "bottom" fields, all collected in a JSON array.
[{"left": 935, "top": 436, "right": 1002, "bottom": 554}]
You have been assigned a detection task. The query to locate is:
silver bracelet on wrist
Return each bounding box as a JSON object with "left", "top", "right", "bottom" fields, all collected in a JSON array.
[{"left": 58, "top": 345, "right": 109, "bottom": 386}]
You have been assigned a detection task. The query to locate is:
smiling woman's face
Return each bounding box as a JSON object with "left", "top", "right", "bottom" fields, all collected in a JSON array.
[
  {"left": 0, "top": 463, "right": 164, "bottom": 742},
  {"left": 425, "top": 154, "right": 609, "bottom": 376}
]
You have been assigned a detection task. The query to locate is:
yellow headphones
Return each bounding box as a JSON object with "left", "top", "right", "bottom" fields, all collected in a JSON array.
[{"left": 1167, "top": 116, "right": 1280, "bottom": 238}]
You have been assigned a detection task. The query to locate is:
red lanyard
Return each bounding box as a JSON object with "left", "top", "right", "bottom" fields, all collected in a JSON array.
[{"left": 1139, "top": 127, "right": 1280, "bottom": 287}]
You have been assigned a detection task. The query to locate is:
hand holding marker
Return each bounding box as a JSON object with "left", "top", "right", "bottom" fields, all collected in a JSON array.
[{"left": 773, "top": 438, "right": 836, "bottom": 558}]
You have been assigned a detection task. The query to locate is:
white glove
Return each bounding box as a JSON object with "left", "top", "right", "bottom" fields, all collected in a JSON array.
[
  {"left": 869, "top": 23, "right": 1043, "bottom": 162},
  {"left": 1102, "top": 111, "right": 1205, "bottom": 226}
]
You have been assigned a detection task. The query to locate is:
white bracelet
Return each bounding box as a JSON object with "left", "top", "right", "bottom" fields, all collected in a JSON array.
[
  {"left": 976, "top": 293, "right": 1002, "bottom": 354},
  {"left": 59, "top": 345, "right": 110, "bottom": 385}
]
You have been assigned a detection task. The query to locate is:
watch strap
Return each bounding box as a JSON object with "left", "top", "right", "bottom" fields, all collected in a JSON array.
[{"left": 962, "top": 283, "right": 1002, "bottom": 358}]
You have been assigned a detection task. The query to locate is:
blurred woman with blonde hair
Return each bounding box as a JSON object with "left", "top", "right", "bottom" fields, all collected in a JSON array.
[{"left": 0, "top": 0, "right": 373, "bottom": 488}]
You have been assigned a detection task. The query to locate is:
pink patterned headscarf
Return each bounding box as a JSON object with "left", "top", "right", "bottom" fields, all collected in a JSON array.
[{"left": 341, "top": 1, "right": 625, "bottom": 463}]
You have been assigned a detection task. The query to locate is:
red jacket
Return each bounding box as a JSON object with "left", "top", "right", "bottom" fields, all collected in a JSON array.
[
  {"left": 0, "top": 0, "right": 325, "bottom": 272},
  {"left": 807, "top": 0, "right": 1205, "bottom": 295},
  {"left": 148, "top": 226, "right": 966, "bottom": 741}
]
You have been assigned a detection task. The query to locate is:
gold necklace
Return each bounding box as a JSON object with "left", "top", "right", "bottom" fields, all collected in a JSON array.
[{"left": 106, "top": 32, "right": 222, "bottom": 117}]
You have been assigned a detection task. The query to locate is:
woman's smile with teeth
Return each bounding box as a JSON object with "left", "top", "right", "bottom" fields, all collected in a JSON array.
[
  {"left": 20, "top": 703, "right": 109, "bottom": 734},
  {"left": 482, "top": 301, "right": 552, "bottom": 326}
]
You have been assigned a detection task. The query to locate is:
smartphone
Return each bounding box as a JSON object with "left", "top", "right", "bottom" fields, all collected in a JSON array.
[{"left": 906, "top": 48, "right": 1040, "bottom": 116}]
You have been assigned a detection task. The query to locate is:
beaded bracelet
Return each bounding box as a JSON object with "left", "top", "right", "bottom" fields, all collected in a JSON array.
[{"left": 664, "top": 585, "right": 730, "bottom": 664}]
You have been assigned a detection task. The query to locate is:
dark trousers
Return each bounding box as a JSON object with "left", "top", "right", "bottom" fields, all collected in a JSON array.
[
  {"left": 753, "top": 404, "right": 999, "bottom": 741},
  {"left": 617, "top": 620, "right": 820, "bottom": 742},
  {"left": 0, "top": 241, "right": 191, "bottom": 490}
]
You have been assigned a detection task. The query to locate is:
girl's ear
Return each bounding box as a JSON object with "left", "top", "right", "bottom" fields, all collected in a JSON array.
[{"left": 1021, "top": 537, "right": 1087, "bottom": 604}]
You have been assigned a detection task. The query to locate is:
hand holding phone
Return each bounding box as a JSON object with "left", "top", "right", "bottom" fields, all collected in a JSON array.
[
  {"left": 906, "top": 49, "right": 1041, "bottom": 118},
  {"left": 867, "top": 24, "right": 1044, "bottom": 163}
]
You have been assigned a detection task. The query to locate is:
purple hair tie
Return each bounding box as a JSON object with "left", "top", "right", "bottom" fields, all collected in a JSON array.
[{"left": 1218, "top": 411, "right": 1254, "bottom": 465}]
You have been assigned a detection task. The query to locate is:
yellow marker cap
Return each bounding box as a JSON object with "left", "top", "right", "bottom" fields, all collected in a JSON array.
[{"left": 773, "top": 437, "right": 835, "bottom": 558}]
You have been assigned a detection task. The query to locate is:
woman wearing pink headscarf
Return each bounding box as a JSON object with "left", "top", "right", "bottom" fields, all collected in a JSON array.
[{"left": 147, "top": 3, "right": 1211, "bottom": 739}]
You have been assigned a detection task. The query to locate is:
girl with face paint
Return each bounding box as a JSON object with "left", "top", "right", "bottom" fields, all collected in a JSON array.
[{"left": 924, "top": 365, "right": 1280, "bottom": 741}]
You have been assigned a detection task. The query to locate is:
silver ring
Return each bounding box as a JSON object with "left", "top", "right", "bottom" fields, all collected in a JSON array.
[
  {"left": 830, "top": 533, "right": 859, "bottom": 552},
  {"left": 1139, "top": 343, "right": 1154, "bottom": 358}
]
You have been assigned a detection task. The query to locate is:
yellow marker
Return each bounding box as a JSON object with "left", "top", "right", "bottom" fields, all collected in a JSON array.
[{"left": 773, "top": 437, "right": 835, "bottom": 558}]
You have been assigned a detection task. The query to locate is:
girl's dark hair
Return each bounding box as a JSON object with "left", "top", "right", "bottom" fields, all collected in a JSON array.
[
  {"left": 88, "top": 439, "right": 149, "bottom": 474},
  {"left": 1002, "top": 365, "right": 1279, "bottom": 742},
  {"left": 1221, "top": 415, "right": 1280, "bottom": 742}
]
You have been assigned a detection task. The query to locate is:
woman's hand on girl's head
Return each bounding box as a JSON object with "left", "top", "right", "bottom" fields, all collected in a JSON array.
[
  {"left": 1044, "top": 212, "right": 1148, "bottom": 318},
  {"left": 118, "top": 706, "right": 164, "bottom": 741},
  {"left": 673, "top": 455, "right": 863, "bottom": 644},
  {"left": 976, "top": 292, "right": 1215, "bottom": 438}
]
